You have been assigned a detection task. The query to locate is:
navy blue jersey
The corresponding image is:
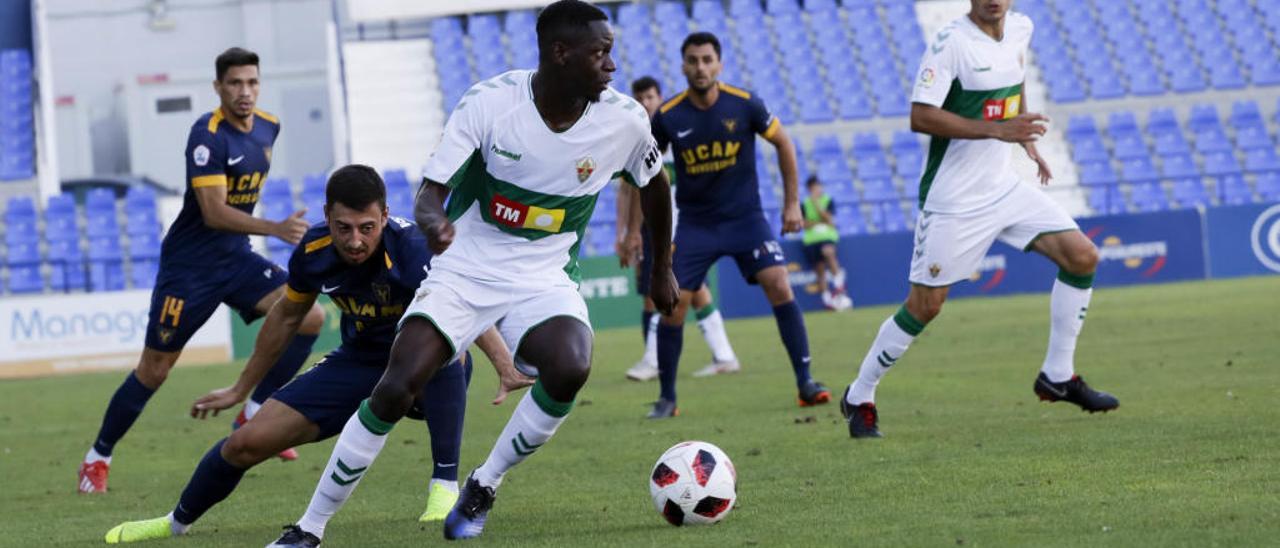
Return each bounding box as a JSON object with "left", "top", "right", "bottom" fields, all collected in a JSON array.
[
  {"left": 162, "top": 108, "right": 281, "bottom": 265},
  {"left": 650, "top": 82, "right": 780, "bottom": 225},
  {"left": 284, "top": 217, "right": 431, "bottom": 362}
]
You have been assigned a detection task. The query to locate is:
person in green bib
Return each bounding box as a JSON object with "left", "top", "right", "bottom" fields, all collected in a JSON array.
[{"left": 801, "top": 175, "right": 851, "bottom": 310}]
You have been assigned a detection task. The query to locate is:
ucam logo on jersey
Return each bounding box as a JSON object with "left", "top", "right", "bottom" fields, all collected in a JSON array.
[
  {"left": 490, "top": 193, "right": 565, "bottom": 232},
  {"left": 983, "top": 94, "right": 1022, "bottom": 121}
]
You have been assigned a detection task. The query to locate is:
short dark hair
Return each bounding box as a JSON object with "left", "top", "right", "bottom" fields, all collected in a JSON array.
[
  {"left": 536, "top": 0, "right": 609, "bottom": 61},
  {"left": 681, "top": 31, "right": 721, "bottom": 59},
  {"left": 631, "top": 76, "right": 661, "bottom": 96},
  {"left": 215, "top": 47, "right": 259, "bottom": 81},
  {"left": 806, "top": 175, "right": 822, "bottom": 188},
  {"left": 326, "top": 165, "right": 386, "bottom": 211}
]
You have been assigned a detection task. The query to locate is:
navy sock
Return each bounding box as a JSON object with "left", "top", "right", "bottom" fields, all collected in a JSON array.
[
  {"left": 656, "top": 323, "right": 684, "bottom": 402},
  {"left": 172, "top": 439, "right": 246, "bottom": 525},
  {"left": 771, "top": 301, "right": 813, "bottom": 387},
  {"left": 420, "top": 356, "right": 469, "bottom": 482},
  {"left": 92, "top": 372, "right": 156, "bottom": 456},
  {"left": 641, "top": 310, "right": 654, "bottom": 342},
  {"left": 250, "top": 334, "right": 317, "bottom": 404}
]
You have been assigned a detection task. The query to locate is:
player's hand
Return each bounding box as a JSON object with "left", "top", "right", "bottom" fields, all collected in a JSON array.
[
  {"left": 492, "top": 366, "right": 535, "bottom": 406},
  {"left": 424, "top": 218, "right": 456, "bottom": 254},
  {"left": 1023, "top": 142, "right": 1053, "bottom": 185},
  {"left": 994, "top": 113, "right": 1049, "bottom": 144},
  {"left": 781, "top": 203, "right": 804, "bottom": 235},
  {"left": 616, "top": 231, "right": 643, "bottom": 268},
  {"left": 191, "top": 386, "right": 247, "bottom": 419},
  {"left": 648, "top": 267, "right": 679, "bottom": 316},
  {"left": 276, "top": 209, "right": 310, "bottom": 245}
]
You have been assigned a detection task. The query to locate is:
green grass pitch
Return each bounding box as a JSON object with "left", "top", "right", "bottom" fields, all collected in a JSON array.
[{"left": 1, "top": 277, "right": 1278, "bottom": 546}]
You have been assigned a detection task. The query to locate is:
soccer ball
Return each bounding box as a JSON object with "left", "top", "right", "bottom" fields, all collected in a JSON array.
[{"left": 648, "top": 441, "right": 737, "bottom": 526}]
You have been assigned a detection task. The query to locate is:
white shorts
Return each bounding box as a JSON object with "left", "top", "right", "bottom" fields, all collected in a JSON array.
[
  {"left": 909, "top": 183, "right": 1078, "bottom": 286},
  {"left": 399, "top": 267, "right": 592, "bottom": 377}
]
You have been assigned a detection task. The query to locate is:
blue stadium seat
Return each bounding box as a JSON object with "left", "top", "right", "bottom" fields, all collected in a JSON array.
[
  {"left": 1210, "top": 62, "right": 1247, "bottom": 90},
  {"left": 1230, "top": 102, "right": 1263, "bottom": 128},
  {"left": 44, "top": 194, "right": 77, "bottom": 239},
  {"left": 1079, "top": 161, "right": 1119, "bottom": 186},
  {"left": 1234, "top": 124, "right": 1273, "bottom": 151},
  {"left": 124, "top": 186, "right": 159, "bottom": 237},
  {"left": 84, "top": 189, "right": 118, "bottom": 234},
  {"left": 860, "top": 178, "right": 897, "bottom": 202},
  {"left": 1067, "top": 115, "right": 1098, "bottom": 139},
  {"left": 1071, "top": 135, "right": 1110, "bottom": 164},
  {"left": 1189, "top": 104, "right": 1221, "bottom": 132},
  {"left": 1203, "top": 151, "right": 1242, "bottom": 176},
  {"left": 1161, "top": 154, "right": 1199, "bottom": 179},
  {"left": 1170, "top": 178, "right": 1211, "bottom": 208},
  {"left": 4, "top": 196, "right": 37, "bottom": 239},
  {"left": 1128, "top": 182, "right": 1169, "bottom": 212},
  {"left": 1153, "top": 129, "right": 1191, "bottom": 156},
  {"left": 834, "top": 204, "right": 865, "bottom": 236},
  {"left": 1111, "top": 131, "right": 1149, "bottom": 160},
  {"left": 1217, "top": 174, "right": 1253, "bottom": 205},
  {"left": 47, "top": 237, "right": 85, "bottom": 292},
  {"left": 878, "top": 202, "right": 908, "bottom": 233},
  {"left": 127, "top": 231, "right": 161, "bottom": 289},
  {"left": 87, "top": 235, "right": 125, "bottom": 292},
  {"left": 1194, "top": 127, "right": 1233, "bottom": 154},
  {"left": 1244, "top": 147, "right": 1280, "bottom": 172},
  {"left": 1256, "top": 171, "right": 1280, "bottom": 201},
  {"left": 4, "top": 238, "right": 42, "bottom": 294},
  {"left": 300, "top": 174, "right": 327, "bottom": 224},
  {"left": 1147, "top": 108, "right": 1180, "bottom": 131},
  {"left": 1121, "top": 157, "right": 1159, "bottom": 183}
]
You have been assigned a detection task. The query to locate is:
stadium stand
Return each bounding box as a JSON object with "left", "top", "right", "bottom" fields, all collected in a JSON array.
[{"left": 0, "top": 49, "right": 35, "bottom": 181}]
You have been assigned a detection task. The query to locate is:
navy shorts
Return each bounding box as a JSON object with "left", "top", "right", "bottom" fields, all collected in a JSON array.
[
  {"left": 672, "top": 216, "right": 786, "bottom": 291},
  {"left": 271, "top": 350, "right": 472, "bottom": 440},
  {"left": 803, "top": 241, "right": 836, "bottom": 267},
  {"left": 144, "top": 250, "right": 284, "bottom": 352},
  {"left": 636, "top": 222, "right": 653, "bottom": 296}
]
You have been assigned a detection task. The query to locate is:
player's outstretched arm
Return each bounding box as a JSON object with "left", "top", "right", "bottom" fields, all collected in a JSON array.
[
  {"left": 191, "top": 293, "right": 317, "bottom": 418},
  {"left": 764, "top": 124, "right": 804, "bottom": 234},
  {"left": 639, "top": 170, "right": 678, "bottom": 316},
  {"left": 193, "top": 184, "right": 309, "bottom": 244},
  {"left": 414, "top": 179, "right": 455, "bottom": 254},
  {"left": 910, "top": 102, "right": 1048, "bottom": 143},
  {"left": 473, "top": 327, "right": 534, "bottom": 405}
]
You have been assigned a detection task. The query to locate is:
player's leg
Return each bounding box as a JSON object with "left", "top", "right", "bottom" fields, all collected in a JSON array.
[
  {"left": 651, "top": 223, "right": 716, "bottom": 417},
  {"left": 416, "top": 356, "right": 472, "bottom": 522},
  {"left": 626, "top": 228, "right": 660, "bottom": 381},
  {"left": 447, "top": 289, "right": 591, "bottom": 540},
  {"left": 842, "top": 209, "right": 994, "bottom": 437},
  {"left": 753, "top": 263, "right": 830, "bottom": 405},
  {"left": 80, "top": 272, "right": 223, "bottom": 493},
  {"left": 806, "top": 243, "right": 830, "bottom": 304},
  {"left": 690, "top": 284, "right": 740, "bottom": 377},
  {"left": 105, "top": 400, "right": 322, "bottom": 543},
  {"left": 1025, "top": 229, "right": 1117, "bottom": 411},
  {"left": 822, "top": 243, "right": 846, "bottom": 291},
  {"left": 288, "top": 319, "right": 455, "bottom": 541}
]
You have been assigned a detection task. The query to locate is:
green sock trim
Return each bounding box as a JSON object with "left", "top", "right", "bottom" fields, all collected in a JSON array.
[
  {"left": 892, "top": 305, "right": 925, "bottom": 336},
  {"left": 357, "top": 399, "right": 395, "bottom": 436},
  {"left": 530, "top": 380, "right": 574, "bottom": 418},
  {"left": 694, "top": 303, "right": 717, "bottom": 321},
  {"left": 1057, "top": 270, "right": 1095, "bottom": 289}
]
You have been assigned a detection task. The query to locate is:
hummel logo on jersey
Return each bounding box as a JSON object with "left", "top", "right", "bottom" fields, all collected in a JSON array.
[
  {"left": 677, "top": 128, "right": 693, "bottom": 138},
  {"left": 490, "top": 193, "right": 565, "bottom": 233},
  {"left": 491, "top": 144, "right": 522, "bottom": 161},
  {"left": 228, "top": 155, "right": 245, "bottom": 166},
  {"left": 321, "top": 284, "right": 341, "bottom": 294},
  {"left": 973, "top": 66, "right": 993, "bottom": 72}
]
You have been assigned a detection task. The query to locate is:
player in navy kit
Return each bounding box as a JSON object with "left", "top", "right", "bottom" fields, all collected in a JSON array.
[
  {"left": 79, "top": 48, "right": 324, "bottom": 493},
  {"left": 646, "top": 32, "right": 830, "bottom": 418},
  {"left": 102, "top": 165, "right": 528, "bottom": 544}
]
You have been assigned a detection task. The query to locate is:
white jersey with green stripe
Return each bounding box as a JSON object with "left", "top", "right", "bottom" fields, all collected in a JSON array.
[
  {"left": 910, "top": 12, "right": 1033, "bottom": 214},
  {"left": 423, "top": 70, "right": 663, "bottom": 286}
]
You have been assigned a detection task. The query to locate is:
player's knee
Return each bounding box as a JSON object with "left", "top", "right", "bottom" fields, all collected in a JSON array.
[
  {"left": 906, "top": 293, "right": 946, "bottom": 324},
  {"left": 134, "top": 356, "right": 174, "bottom": 388},
  {"left": 299, "top": 304, "right": 326, "bottom": 335},
  {"left": 762, "top": 276, "right": 794, "bottom": 305},
  {"left": 369, "top": 381, "right": 414, "bottom": 422},
  {"left": 221, "top": 431, "right": 270, "bottom": 468},
  {"left": 1066, "top": 244, "right": 1100, "bottom": 274}
]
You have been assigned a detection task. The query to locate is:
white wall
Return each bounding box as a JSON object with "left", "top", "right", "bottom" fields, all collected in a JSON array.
[{"left": 45, "top": 0, "right": 337, "bottom": 187}]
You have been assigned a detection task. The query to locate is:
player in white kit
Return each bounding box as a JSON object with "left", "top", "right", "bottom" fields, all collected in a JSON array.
[
  {"left": 266, "top": 2, "right": 678, "bottom": 545},
  {"left": 839, "top": 0, "right": 1119, "bottom": 439}
]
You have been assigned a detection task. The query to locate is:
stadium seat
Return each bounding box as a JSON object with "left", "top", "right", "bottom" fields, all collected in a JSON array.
[
  {"left": 44, "top": 194, "right": 78, "bottom": 238},
  {"left": 1256, "top": 171, "right": 1280, "bottom": 201},
  {"left": 124, "top": 186, "right": 159, "bottom": 237},
  {"left": 87, "top": 234, "right": 125, "bottom": 292},
  {"left": 834, "top": 204, "right": 865, "bottom": 236},
  {"left": 1170, "top": 178, "right": 1211, "bottom": 209},
  {"left": 84, "top": 188, "right": 119, "bottom": 234},
  {"left": 1203, "top": 151, "right": 1242, "bottom": 176},
  {"left": 47, "top": 237, "right": 86, "bottom": 292},
  {"left": 1088, "top": 185, "right": 1126, "bottom": 215},
  {"left": 127, "top": 231, "right": 161, "bottom": 289},
  {"left": 1078, "top": 161, "right": 1119, "bottom": 186},
  {"left": 1161, "top": 154, "right": 1199, "bottom": 179},
  {"left": 300, "top": 174, "right": 327, "bottom": 224},
  {"left": 1217, "top": 174, "right": 1253, "bottom": 205},
  {"left": 1071, "top": 135, "right": 1110, "bottom": 164},
  {"left": 1111, "top": 131, "right": 1149, "bottom": 160},
  {"left": 1244, "top": 148, "right": 1280, "bottom": 173},
  {"left": 4, "top": 238, "right": 42, "bottom": 294},
  {"left": 860, "top": 178, "right": 897, "bottom": 202},
  {"left": 1128, "top": 182, "right": 1169, "bottom": 212},
  {"left": 1234, "top": 124, "right": 1273, "bottom": 151},
  {"left": 1121, "top": 157, "right": 1159, "bottom": 183}
]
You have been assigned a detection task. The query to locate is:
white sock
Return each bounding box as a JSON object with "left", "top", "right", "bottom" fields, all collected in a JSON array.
[
  {"left": 429, "top": 477, "right": 459, "bottom": 494},
  {"left": 244, "top": 399, "right": 262, "bottom": 420},
  {"left": 472, "top": 385, "right": 570, "bottom": 489},
  {"left": 296, "top": 403, "right": 392, "bottom": 539},
  {"left": 1041, "top": 279, "right": 1092, "bottom": 383},
  {"left": 847, "top": 315, "right": 918, "bottom": 405},
  {"left": 84, "top": 447, "right": 111, "bottom": 465},
  {"left": 166, "top": 512, "right": 190, "bottom": 535},
  {"left": 696, "top": 308, "right": 737, "bottom": 363},
  {"left": 641, "top": 314, "right": 659, "bottom": 365}
]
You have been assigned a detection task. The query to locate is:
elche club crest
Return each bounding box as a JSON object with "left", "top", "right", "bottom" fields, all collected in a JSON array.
[{"left": 575, "top": 156, "right": 596, "bottom": 183}]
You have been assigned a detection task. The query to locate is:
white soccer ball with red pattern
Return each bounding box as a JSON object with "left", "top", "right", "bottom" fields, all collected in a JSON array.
[{"left": 649, "top": 441, "right": 737, "bottom": 526}]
